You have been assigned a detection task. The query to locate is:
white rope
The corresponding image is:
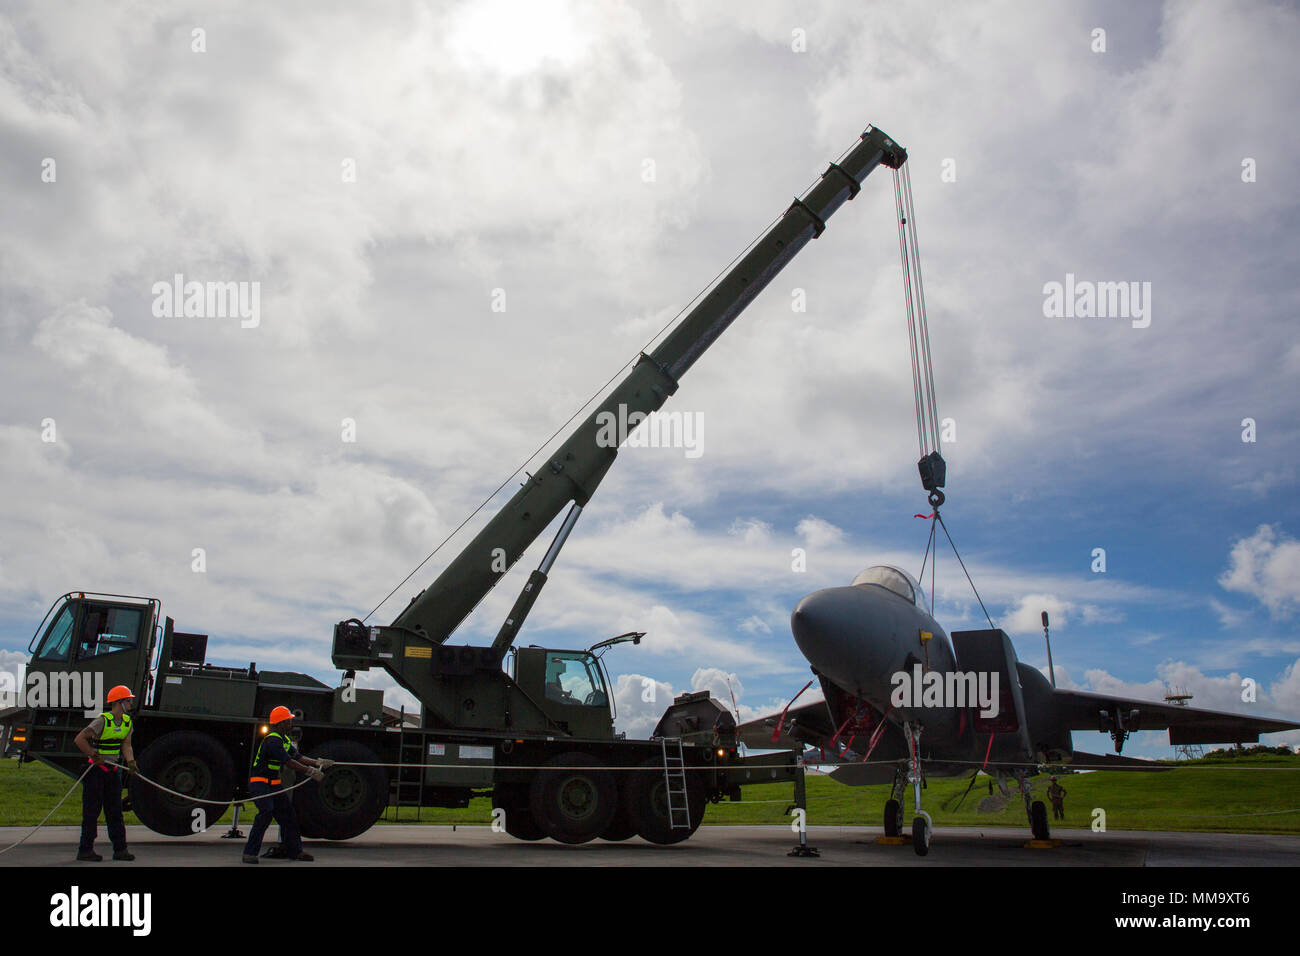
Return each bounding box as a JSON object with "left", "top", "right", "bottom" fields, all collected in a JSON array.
[
  {"left": 130, "top": 767, "right": 316, "bottom": 805},
  {"left": 332, "top": 758, "right": 1300, "bottom": 773},
  {"left": 0, "top": 764, "right": 92, "bottom": 855},
  {"left": 332, "top": 760, "right": 800, "bottom": 772}
]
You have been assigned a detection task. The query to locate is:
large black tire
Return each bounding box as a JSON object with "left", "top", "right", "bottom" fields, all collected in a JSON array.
[
  {"left": 884, "top": 798, "right": 903, "bottom": 837},
  {"left": 1030, "top": 799, "right": 1050, "bottom": 841},
  {"left": 599, "top": 796, "right": 638, "bottom": 841},
  {"left": 129, "top": 731, "right": 235, "bottom": 837},
  {"left": 293, "top": 739, "right": 389, "bottom": 841},
  {"left": 912, "top": 815, "right": 931, "bottom": 856},
  {"left": 529, "top": 752, "right": 617, "bottom": 845},
  {"left": 624, "top": 757, "right": 705, "bottom": 846},
  {"left": 493, "top": 783, "right": 546, "bottom": 841}
]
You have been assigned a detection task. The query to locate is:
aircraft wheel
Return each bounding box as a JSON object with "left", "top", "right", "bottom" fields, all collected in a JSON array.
[
  {"left": 884, "top": 798, "right": 903, "bottom": 837},
  {"left": 912, "top": 812, "right": 932, "bottom": 856},
  {"left": 129, "top": 731, "right": 235, "bottom": 836},
  {"left": 1030, "top": 799, "right": 1050, "bottom": 841},
  {"left": 529, "top": 752, "right": 617, "bottom": 844},
  {"left": 493, "top": 783, "right": 546, "bottom": 841}
]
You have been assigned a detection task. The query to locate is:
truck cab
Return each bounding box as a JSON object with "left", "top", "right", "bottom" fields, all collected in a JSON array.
[
  {"left": 512, "top": 646, "right": 615, "bottom": 739},
  {"left": 19, "top": 592, "right": 158, "bottom": 772}
]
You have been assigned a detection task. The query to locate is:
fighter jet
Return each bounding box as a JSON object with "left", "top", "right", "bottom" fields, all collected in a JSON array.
[{"left": 739, "top": 565, "right": 1299, "bottom": 855}]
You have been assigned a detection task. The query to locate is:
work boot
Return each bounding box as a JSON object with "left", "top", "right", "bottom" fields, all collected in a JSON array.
[
  {"left": 290, "top": 852, "right": 314, "bottom": 861},
  {"left": 76, "top": 851, "right": 102, "bottom": 861},
  {"left": 112, "top": 850, "right": 135, "bottom": 861},
  {"left": 242, "top": 854, "right": 259, "bottom": 864}
]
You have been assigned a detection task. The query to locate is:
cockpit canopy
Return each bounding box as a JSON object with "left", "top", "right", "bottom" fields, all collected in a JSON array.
[{"left": 851, "top": 565, "right": 927, "bottom": 608}]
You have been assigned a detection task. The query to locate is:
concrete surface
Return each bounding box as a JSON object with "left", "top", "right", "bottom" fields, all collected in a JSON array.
[{"left": 2, "top": 824, "right": 1298, "bottom": 866}]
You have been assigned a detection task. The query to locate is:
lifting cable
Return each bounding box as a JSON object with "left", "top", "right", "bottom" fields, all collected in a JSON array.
[
  {"left": 892, "top": 162, "right": 942, "bottom": 475},
  {"left": 894, "top": 161, "right": 995, "bottom": 630}
]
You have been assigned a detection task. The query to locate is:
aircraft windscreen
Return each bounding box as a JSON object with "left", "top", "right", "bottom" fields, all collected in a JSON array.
[{"left": 851, "top": 565, "right": 923, "bottom": 606}]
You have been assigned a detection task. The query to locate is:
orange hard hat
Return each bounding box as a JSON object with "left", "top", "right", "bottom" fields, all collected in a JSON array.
[
  {"left": 106, "top": 685, "right": 134, "bottom": 704},
  {"left": 269, "top": 705, "right": 293, "bottom": 725}
]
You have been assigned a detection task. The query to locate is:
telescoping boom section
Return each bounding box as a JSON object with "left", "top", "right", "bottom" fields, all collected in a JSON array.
[{"left": 332, "top": 126, "right": 907, "bottom": 731}]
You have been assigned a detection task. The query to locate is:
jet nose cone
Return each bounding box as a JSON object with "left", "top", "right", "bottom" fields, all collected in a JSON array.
[
  {"left": 791, "top": 589, "right": 861, "bottom": 684},
  {"left": 791, "top": 586, "right": 902, "bottom": 691}
]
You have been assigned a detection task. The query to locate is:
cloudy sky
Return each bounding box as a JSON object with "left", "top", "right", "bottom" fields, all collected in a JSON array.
[{"left": 2, "top": 0, "right": 1297, "bottom": 757}]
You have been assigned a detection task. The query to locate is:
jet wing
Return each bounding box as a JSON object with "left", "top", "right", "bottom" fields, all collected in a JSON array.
[
  {"left": 1067, "top": 750, "right": 1173, "bottom": 771},
  {"left": 736, "top": 698, "right": 835, "bottom": 750},
  {"left": 1053, "top": 688, "right": 1299, "bottom": 745}
]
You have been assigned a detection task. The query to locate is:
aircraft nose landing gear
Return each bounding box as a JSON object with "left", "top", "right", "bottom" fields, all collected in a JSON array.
[
  {"left": 1016, "top": 768, "right": 1053, "bottom": 846},
  {"left": 904, "top": 722, "right": 931, "bottom": 857},
  {"left": 912, "top": 810, "right": 932, "bottom": 856}
]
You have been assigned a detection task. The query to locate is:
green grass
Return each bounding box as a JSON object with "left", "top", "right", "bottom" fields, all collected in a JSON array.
[
  {"left": 0, "top": 759, "right": 235, "bottom": 828},
  {"left": 4, "top": 755, "right": 1297, "bottom": 834},
  {"left": 697, "top": 757, "right": 1300, "bottom": 834}
]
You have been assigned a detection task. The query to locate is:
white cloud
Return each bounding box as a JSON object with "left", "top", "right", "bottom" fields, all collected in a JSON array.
[
  {"left": 1219, "top": 524, "right": 1300, "bottom": 618},
  {"left": 1, "top": 0, "right": 1297, "bottom": 720},
  {"left": 1070, "top": 659, "right": 1300, "bottom": 750},
  {"left": 1004, "top": 593, "right": 1121, "bottom": 635}
]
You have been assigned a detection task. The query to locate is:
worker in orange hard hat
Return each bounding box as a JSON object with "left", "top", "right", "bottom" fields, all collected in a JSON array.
[
  {"left": 73, "top": 684, "right": 138, "bottom": 861},
  {"left": 241, "top": 705, "right": 332, "bottom": 863}
]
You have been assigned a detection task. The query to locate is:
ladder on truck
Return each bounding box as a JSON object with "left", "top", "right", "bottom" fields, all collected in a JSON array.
[
  {"left": 660, "top": 737, "right": 690, "bottom": 830},
  {"left": 389, "top": 710, "right": 425, "bottom": 821}
]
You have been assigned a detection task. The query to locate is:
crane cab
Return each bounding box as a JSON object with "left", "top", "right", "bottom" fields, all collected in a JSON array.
[{"left": 512, "top": 646, "right": 615, "bottom": 739}]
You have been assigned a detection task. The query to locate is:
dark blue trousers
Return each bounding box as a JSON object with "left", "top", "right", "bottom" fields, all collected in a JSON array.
[
  {"left": 242, "top": 781, "right": 303, "bottom": 857},
  {"left": 80, "top": 765, "right": 127, "bottom": 854}
]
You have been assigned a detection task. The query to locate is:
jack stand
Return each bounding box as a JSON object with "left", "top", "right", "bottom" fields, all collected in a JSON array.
[
  {"left": 787, "top": 750, "right": 819, "bottom": 858},
  {"left": 221, "top": 803, "right": 245, "bottom": 839}
]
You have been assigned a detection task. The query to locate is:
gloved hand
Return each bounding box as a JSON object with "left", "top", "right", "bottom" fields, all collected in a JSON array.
[
  {"left": 307, "top": 767, "right": 325, "bottom": 783},
  {"left": 91, "top": 754, "right": 107, "bottom": 766},
  {"left": 126, "top": 759, "right": 139, "bottom": 775},
  {"left": 314, "top": 758, "right": 335, "bottom": 771}
]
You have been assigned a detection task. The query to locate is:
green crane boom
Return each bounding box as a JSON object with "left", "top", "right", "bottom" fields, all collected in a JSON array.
[{"left": 332, "top": 126, "right": 906, "bottom": 725}]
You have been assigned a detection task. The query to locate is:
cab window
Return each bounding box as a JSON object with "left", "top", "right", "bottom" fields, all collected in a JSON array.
[
  {"left": 34, "top": 604, "right": 76, "bottom": 661},
  {"left": 543, "top": 653, "right": 608, "bottom": 707},
  {"left": 75, "top": 605, "right": 142, "bottom": 659}
]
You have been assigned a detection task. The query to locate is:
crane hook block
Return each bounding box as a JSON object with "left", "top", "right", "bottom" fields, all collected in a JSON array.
[{"left": 918, "top": 451, "right": 946, "bottom": 493}]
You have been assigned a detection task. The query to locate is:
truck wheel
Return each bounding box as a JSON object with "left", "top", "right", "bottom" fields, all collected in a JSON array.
[
  {"left": 294, "top": 739, "right": 389, "bottom": 841},
  {"left": 599, "top": 798, "right": 637, "bottom": 841},
  {"left": 129, "top": 731, "right": 235, "bottom": 837},
  {"left": 492, "top": 784, "right": 545, "bottom": 841},
  {"left": 624, "top": 757, "right": 705, "bottom": 845},
  {"left": 529, "top": 752, "right": 617, "bottom": 845}
]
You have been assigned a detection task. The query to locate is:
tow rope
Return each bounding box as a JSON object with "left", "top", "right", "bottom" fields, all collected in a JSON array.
[{"left": 0, "top": 763, "right": 92, "bottom": 856}]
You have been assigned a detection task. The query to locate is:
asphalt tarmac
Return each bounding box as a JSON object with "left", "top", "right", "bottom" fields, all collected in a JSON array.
[{"left": 2, "top": 824, "right": 1297, "bottom": 866}]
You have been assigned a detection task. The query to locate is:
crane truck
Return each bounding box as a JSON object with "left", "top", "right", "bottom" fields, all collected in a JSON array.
[{"left": 13, "top": 125, "right": 909, "bottom": 846}]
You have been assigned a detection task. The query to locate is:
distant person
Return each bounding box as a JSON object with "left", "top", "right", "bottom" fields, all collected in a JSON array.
[
  {"left": 1047, "top": 776, "right": 1067, "bottom": 820},
  {"left": 242, "top": 706, "right": 330, "bottom": 863},
  {"left": 73, "top": 684, "right": 138, "bottom": 861}
]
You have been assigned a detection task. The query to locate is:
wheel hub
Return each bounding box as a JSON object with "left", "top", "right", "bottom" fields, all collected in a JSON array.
[
  {"left": 320, "top": 769, "right": 363, "bottom": 813},
  {"left": 161, "top": 757, "right": 210, "bottom": 806},
  {"left": 557, "top": 775, "right": 596, "bottom": 821}
]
